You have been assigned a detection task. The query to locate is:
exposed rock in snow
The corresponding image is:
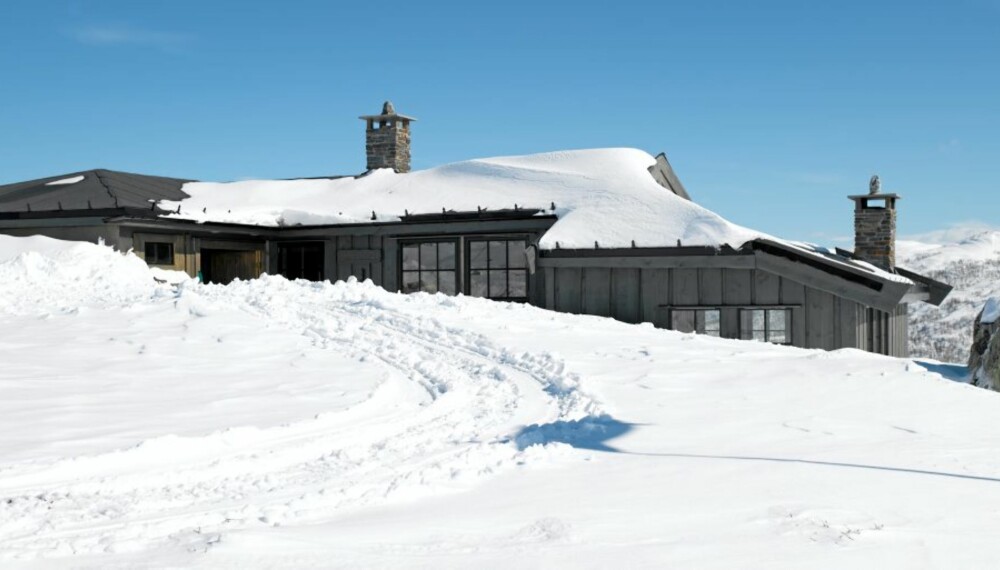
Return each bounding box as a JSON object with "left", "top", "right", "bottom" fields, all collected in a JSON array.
[{"left": 969, "top": 299, "right": 1000, "bottom": 390}]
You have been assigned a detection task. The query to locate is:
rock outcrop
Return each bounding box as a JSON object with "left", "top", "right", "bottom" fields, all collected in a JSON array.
[{"left": 969, "top": 297, "right": 1000, "bottom": 390}]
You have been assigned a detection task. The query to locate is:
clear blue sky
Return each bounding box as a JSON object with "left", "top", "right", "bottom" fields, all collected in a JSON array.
[{"left": 1, "top": 0, "right": 998, "bottom": 244}]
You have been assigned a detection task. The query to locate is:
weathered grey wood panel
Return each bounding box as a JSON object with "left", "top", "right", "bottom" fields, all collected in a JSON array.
[
  {"left": 672, "top": 268, "right": 699, "bottom": 305},
  {"left": 640, "top": 268, "right": 669, "bottom": 323},
  {"left": 611, "top": 268, "right": 641, "bottom": 323},
  {"left": 780, "top": 278, "right": 807, "bottom": 347},
  {"left": 723, "top": 269, "right": 753, "bottom": 305},
  {"left": 805, "top": 287, "right": 836, "bottom": 349},
  {"left": 699, "top": 268, "right": 723, "bottom": 305},
  {"left": 582, "top": 268, "right": 612, "bottom": 317},
  {"left": 554, "top": 267, "right": 582, "bottom": 314},
  {"left": 754, "top": 270, "right": 781, "bottom": 305}
]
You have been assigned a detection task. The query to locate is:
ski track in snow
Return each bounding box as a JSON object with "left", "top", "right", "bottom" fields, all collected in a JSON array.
[{"left": 0, "top": 277, "right": 598, "bottom": 560}]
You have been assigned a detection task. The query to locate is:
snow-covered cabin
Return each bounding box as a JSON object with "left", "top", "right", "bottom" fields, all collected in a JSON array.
[{"left": 0, "top": 102, "right": 950, "bottom": 356}]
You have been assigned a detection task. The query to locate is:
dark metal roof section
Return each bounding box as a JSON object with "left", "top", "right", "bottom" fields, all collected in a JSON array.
[{"left": 0, "top": 169, "right": 191, "bottom": 216}]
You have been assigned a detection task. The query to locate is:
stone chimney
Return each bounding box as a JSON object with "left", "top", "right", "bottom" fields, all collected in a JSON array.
[
  {"left": 359, "top": 101, "right": 416, "bottom": 173},
  {"left": 848, "top": 175, "right": 900, "bottom": 270}
]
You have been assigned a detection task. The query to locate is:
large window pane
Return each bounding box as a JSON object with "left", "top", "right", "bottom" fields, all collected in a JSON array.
[
  {"left": 470, "top": 271, "right": 488, "bottom": 297},
  {"left": 508, "top": 270, "right": 527, "bottom": 297},
  {"left": 419, "top": 271, "right": 438, "bottom": 293},
  {"left": 767, "top": 309, "right": 786, "bottom": 332},
  {"left": 701, "top": 310, "right": 721, "bottom": 336},
  {"left": 402, "top": 245, "right": 420, "bottom": 271},
  {"left": 488, "top": 270, "right": 507, "bottom": 298},
  {"left": 752, "top": 310, "right": 765, "bottom": 331},
  {"left": 419, "top": 243, "right": 437, "bottom": 270},
  {"left": 438, "top": 272, "right": 457, "bottom": 295},
  {"left": 507, "top": 240, "right": 526, "bottom": 269},
  {"left": 438, "top": 242, "right": 456, "bottom": 270},
  {"left": 672, "top": 310, "right": 695, "bottom": 333},
  {"left": 470, "top": 242, "right": 488, "bottom": 269},
  {"left": 402, "top": 271, "right": 420, "bottom": 293},
  {"left": 489, "top": 241, "right": 506, "bottom": 268}
]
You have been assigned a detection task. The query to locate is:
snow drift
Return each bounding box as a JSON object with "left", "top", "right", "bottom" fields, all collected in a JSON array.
[
  {"left": 163, "top": 148, "right": 765, "bottom": 250},
  {"left": 0, "top": 235, "right": 997, "bottom": 569}
]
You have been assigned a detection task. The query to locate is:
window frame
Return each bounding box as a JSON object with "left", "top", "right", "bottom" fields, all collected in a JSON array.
[
  {"left": 739, "top": 308, "right": 792, "bottom": 344},
  {"left": 464, "top": 236, "right": 530, "bottom": 302},
  {"left": 670, "top": 308, "right": 722, "bottom": 337},
  {"left": 145, "top": 241, "right": 175, "bottom": 266},
  {"left": 398, "top": 238, "right": 460, "bottom": 295}
]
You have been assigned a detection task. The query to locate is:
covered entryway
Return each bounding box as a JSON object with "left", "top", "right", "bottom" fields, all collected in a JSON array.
[
  {"left": 200, "top": 242, "right": 264, "bottom": 284},
  {"left": 278, "top": 241, "right": 325, "bottom": 281}
]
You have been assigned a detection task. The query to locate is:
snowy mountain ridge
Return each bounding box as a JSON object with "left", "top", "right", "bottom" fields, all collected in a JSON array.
[{"left": 900, "top": 229, "right": 1000, "bottom": 364}]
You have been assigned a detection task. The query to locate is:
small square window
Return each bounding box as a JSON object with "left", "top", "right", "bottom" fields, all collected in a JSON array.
[
  {"left": 671, "top": 309, "right": 720, "bottom": 336},
  {"left": 740, "top": 308, "right": 792, "bottom": 344},
  {"left": 145, "top": 241, "right": 174, "bottom": 265}
]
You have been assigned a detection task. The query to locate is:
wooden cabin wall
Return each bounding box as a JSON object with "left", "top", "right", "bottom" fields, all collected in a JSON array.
[{"left": 545, "top": 265, "right": 886, "bottom": 352}]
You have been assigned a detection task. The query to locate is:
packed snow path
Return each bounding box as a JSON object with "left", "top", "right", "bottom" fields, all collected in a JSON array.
[
  {"left": 1, "top": 238, "right": 1000, "bottom": 569},
  {"left": 0, "top": 277, "right": 598, "bottom": 559}
]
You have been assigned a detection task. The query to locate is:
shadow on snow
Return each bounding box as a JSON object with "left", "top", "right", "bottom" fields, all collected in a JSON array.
[
  {"left": 912, "top": 359, "right": 970, "bottom": 383},
  {"left": 515, "top": 415, "right": 1000, "bottom": 483}
]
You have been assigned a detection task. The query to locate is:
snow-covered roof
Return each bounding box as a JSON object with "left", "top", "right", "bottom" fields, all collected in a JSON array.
[{"left": 162, "top": 148, "right": 764, "bottom": 251}]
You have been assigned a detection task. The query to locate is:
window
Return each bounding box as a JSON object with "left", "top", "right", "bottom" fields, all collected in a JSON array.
[
  {"left": 145, "top": 241, "right": 174, "bottom": 265},
  {"left": 740, "top": 308, "right": 791, "bottom": 344},
  {"left": 670, "top": 309, "right": 721, "bottom": 336},
  {"left": 468, "top": 239, "right": 528, "bottom": 301},
  {"left": 401, "top": 241, "right": 457, "bottom": 295}
]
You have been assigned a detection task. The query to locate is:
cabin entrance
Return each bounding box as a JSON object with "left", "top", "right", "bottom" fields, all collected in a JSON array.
[
  {"left": 278, "top": 241, "right": 325, "bottom": 281},
  {"left": 200, "top": 248, "right": 263, "bottom": 284}
]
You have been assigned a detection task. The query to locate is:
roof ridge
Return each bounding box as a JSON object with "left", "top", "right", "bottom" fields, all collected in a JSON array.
[{"left": 90, "top": 170, "right": 120, "bottom": 207}]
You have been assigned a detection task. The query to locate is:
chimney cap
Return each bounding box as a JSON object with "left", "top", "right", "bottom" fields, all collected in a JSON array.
[{"left": 359, "top": 100, "right": 417, "bottom": 122}]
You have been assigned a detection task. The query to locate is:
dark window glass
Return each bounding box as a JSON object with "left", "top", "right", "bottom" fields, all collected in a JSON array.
[
  {"left": 145, "top": 242, "right": 174, "bottom": 265},
  {"left": 420, "top": 271, "right": 438, "bottom": 293},
  {"left": 740, "top": 308, "right": 792, "bottom": 344},
  {"left": 439, "top": 272, "right": 457, "bottom": 295},
  {"left": 672, "top": 310, "right": 696, "bottom": 333},
  {"left": 699, "top": 310, "right": 722, "bottom": 337},
  {"left": 507, "top": 241, "right": 527, "bottom": 269},
  {"left": 419, "top": 243, "right": 437, "bottom": 270},
  {"left": 402, "top": 245, "right": 420, "bottom": 270},
  {"left": 489, "top": 241, "right": 506, "bottom": 268},
  {"left": 488, "top": 270, "right": 507, "bottom": 298},
  {"left": 438, "top": 242, "right": 456, "bottom": 270},
  {"left": 400, "top": 241, "right": 458, "bottom": 296},
  {"left": 470, "top": 242, "right": 488, "bottom": 269},
  {"left": 466, "top": 238, "right": 530, "bottom": 301},
  {"left": 508, "top": 270, "right": 527, "bottom": 297},
  {"left": 402, "top": 271, "right": 420, "bottom": 293},
  {"left": 470, "top": 270, "right": 488, "bottom": 297}
]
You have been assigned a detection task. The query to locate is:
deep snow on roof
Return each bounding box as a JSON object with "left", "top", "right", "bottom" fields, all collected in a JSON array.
[{"left": 162, "top": 148, "right": 765, "bottom": 251}]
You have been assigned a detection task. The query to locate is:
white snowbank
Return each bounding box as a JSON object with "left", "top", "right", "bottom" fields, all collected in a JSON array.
[
  {"left": 44, "top": 175, "right": 85, "bottom": 186},
  {"left": 0, "top": 236, "right": 997, "bottom": 568},
  {"left": 163, "top": 148, "right": 765, "bottom": 250},
  {"left": 0, "top": 235, "right": 164, "bottom": 313}
]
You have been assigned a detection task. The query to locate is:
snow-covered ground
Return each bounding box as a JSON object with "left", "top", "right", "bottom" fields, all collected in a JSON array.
[
  {"left": 900, "top": 230, "right": 1000, "bottom": 364},
  {"left": 1, "top": 236, "right": 999, "bottom": 569}
]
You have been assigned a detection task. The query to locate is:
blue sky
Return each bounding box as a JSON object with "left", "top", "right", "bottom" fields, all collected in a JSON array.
[{"left": 1, "top": 0, "right": 998, "bottom": 244}]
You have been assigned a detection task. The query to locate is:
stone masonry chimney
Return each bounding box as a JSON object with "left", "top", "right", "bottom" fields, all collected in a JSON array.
[
  {"left": 359, "top": 101, "right": 416, "bottom": 173},
  {"left": 848, "top": 175, "right": 900, "bottom": 270}
]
